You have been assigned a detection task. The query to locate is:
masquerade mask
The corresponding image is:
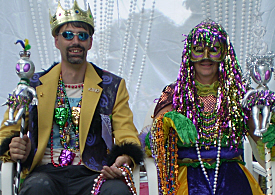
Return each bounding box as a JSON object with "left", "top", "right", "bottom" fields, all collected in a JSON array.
[{"left": 190, "top": 41, "right": 225, "bottom": 62}]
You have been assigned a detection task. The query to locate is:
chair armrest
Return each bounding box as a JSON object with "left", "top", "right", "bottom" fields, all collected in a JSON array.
[
  {"left": 132, "top": 165, "right": 140, "bottom": 195},
  {"left": 1, "top": 162, "right": 15, "bottom": 195},
  {"left": 144, "top": 157, "right": 159, "bottom": 195},
  {"left": 244, "top": 137, "right": 253, "bottom": 173}
]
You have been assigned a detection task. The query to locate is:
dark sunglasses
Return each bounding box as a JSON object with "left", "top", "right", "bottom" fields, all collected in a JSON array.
[{"left": 59, "top": 31, "right": 90, "bottom": 41}]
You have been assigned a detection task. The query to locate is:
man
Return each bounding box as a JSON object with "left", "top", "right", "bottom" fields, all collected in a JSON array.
[
  {"left": 0, "top": 1, "right": 143, "bottom": 194},
  {"left": 144, "top": 19, "right": 264, "bottom": 194}
]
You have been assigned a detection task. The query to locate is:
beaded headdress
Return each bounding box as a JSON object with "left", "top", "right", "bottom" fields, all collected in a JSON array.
[
  {"left": 173, "top": 19, "right": 248, "bottom": 149},
  {"left": 49, "top": 0, "right": 94, "bottom": 36}
]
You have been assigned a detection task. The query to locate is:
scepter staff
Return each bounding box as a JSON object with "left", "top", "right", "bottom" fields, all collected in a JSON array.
[
  {"left": 14, "top": 107, "right": 26, "bottom": 195},
  {"left": 2, "top": 39, "right": 38, "bottom": 195}
]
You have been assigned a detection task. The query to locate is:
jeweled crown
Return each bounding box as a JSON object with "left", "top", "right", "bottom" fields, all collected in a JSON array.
[{"left": 49, "top": 0, "right": 94, "bottom": 36}]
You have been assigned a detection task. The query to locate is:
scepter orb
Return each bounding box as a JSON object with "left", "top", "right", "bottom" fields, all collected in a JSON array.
[
  {"left": 241, "top": 51, "right": 275, "bottom": 137},
  {"left": 2, "top": 39, "right": 38, "bottom": 126}
]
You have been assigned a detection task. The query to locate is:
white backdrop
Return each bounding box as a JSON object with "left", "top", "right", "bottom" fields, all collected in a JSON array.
[{"left": 0, "top": 0, "right": 275, "bottom": 132}]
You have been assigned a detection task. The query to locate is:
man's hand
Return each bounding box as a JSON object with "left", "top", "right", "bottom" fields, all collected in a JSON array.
[
  {"left": 31, "top": 97, "right": 38, "bottom": 105},
  {"left": 9, "top": 134, "right": 31, "bottom": 163},
  {"left": 100, "top": 155, "right": 132, "bottom": 179}
]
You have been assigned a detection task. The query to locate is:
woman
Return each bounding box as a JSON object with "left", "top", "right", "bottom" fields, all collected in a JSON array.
[{"left": 144, "top": 19, "right": 264, "bottom": 195}]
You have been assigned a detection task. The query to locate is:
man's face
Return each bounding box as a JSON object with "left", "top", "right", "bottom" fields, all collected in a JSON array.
[{"left": 55, "top": 23, "right": 93, "bottom": 64}]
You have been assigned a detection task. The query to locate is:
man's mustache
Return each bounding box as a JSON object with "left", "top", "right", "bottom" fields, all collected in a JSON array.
[{"left": 67, "top": 44, "right": 85, "bottom": 52}]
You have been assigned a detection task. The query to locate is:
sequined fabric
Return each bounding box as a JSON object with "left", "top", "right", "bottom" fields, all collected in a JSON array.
[
  {"left": 154, "top": 83, "right": 217, "bottom": 115},
  {"left": 198, "top": 95, "right": 216, "bottom": 112},
  {"left": 153, "top": 83, "right": 176, "bottom": 117}
]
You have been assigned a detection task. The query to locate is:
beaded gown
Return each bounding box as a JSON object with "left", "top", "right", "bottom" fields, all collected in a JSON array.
[{"left": 144, "top": 81, "right": 264, "bottom": 195}]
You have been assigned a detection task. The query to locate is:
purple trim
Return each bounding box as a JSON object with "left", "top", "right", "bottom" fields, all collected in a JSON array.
[
  {"left": 101, "top": 114, "right": 113, "bottom": 150},
  {"left": 178, "top": 146, "right": 243, "bottom": 160}
]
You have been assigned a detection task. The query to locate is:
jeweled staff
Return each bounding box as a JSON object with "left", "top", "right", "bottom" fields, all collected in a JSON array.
[
  {"left": 242, "top": 51, "right": 275, "bottom": 195},
  {"left": 2, "top": 39, "right": 38, "bottom": 195}
]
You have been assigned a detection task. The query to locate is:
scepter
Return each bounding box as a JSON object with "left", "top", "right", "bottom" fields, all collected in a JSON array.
[
  {"left": 242, "top": 52, "right": 275, "bottom": 194},
  {"left": 2, "top": 39, "right": 38, "bottom": 195}
]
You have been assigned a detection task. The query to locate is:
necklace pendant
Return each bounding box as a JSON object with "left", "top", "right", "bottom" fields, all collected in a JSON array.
[
  {"left": 71, "top": 107, "right": 81, "bottom": 125},
  {"left": 54, "top": 107, "right": 69, "bottom": 126},
  {"left": 61, "top": 132, "right": 70, "bottom": 146},
  {"left": 58, "top": 149, "right": 76, "bottom": 166}
]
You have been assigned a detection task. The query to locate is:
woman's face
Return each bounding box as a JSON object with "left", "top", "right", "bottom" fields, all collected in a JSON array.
[{"left": 193, "top": 59, "right": 219, "bottom": 84}]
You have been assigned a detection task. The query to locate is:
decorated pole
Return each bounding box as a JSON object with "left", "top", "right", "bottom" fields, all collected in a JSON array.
[
  {"left": 242, "top": 52, "right": 275, "bottom": 194},
  {"left": 266, "top": 140, "right": 272, "bottom": 194},
  {"left": 2, "top": 39, "right": 38, "bottom": 195},
  {"left": 14, "top": 108, "right": 25, "bottom": 195}
]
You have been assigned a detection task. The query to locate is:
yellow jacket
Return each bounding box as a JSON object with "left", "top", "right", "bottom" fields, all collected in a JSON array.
[{"left": 0, "top": 63, "right": 141, "bottom": 173}]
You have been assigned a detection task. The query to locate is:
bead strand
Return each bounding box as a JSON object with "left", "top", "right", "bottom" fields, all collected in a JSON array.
[
  {"left": 102, "top": 0, "right": 115, "bottom": 70},
  {"left": 101, "top": 0, "right": 108, "bottom": 69},
  {"left": 91, "top": 164, "right": 136, "bottom": 195},
  {"left": 50, "top": 126, "right": 82, "bottom": 167},
  {"left": 64, "top": 83, "right": 84, "bottom": 88},
  {"left": 29, "top": 0, "right": 46, "bottom": 69},
  {"left": 132, "top": 0, "right": 156, "bottom": 106},
  {"left": 205, "top": 0, "right": 211, "bottom": 19},
  {"left": 38, "top": 1, "right": 49, "bottom": 68},
  {"left": 214, "top": 0, "right": 219, "bottom": 22},
  {"left": 126, "top": 0, "right": 146, "bottom": 86},
  {"left": 91, "top": 174, "right": 105, "bottom": 195},
  {"left": 224, "top": 0, "right": 229, "bottom": 32},
  {"left": 119, "top": 164, "right": 137, "bottom": 195},
  {"left": 51, "top": 0, "right": 60, "bottom": 62},
  {"left": 218, "top": 0, "right": 223, "bottom": 24},
  {"left": 98, "top": 0, "right": 105, "bottom": 67},
  {"left": 201, "top": 0, "right": 206, "bottom": 19},
  {"left": 246, "top": 0, "right": 253, "bottom": 55},
  {"left": 117, "top": 0, "right": 137, "bottom": 77},
  {"left": 231, "top": 0, "right": 237, "bottom": 46},
  {"left": 92, "top": 0, "right": 97, "bottom": 42},
  {"left": 196, "top": 135, "right": 221, "bottom": 195},
  {"left": 239, "top": 0, "right": 247, "bottom": 66}
]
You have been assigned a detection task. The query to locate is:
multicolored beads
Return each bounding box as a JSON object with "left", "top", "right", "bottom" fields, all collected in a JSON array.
[
  {"left": 91, "top": 164, "right": 137, "bottom": 195},
  {"left": 51, "top": 73, "right": 83, "bottom": 167},
  {"left": 150, "top": 115, "right": 179, "bottom": 195}
]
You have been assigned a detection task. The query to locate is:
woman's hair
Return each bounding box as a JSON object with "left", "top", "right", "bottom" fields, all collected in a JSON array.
[{"left": 173, "top": 19, "right": 248, "bottom": 148}]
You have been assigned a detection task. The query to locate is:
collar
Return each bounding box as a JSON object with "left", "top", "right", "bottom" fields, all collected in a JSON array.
[{"left": 195, "top": 80, "right": 219, "bottom": 97}]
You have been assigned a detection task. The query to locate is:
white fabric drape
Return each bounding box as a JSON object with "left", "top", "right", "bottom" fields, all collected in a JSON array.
[{"left": 0, "top": 0, "right": 275, "bottom": 131}]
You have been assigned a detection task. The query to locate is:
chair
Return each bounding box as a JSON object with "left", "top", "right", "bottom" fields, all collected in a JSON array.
[
  {"left": 141, "top": 102, "right": 159, "bottom": 195},
  {"left": 1, "top": 161, "right": 140, "bottom": 195},
  {"left": 133, "top": 164, "right": 140, "bottom": 195},
  {"left": 1, "top": 161, "right": 15, "bottom": 195},
  {"left": 244, "top": 136, "right": 275, "bottom": 193},
  {"left": 143, "top": 157, "right": 158, "bottom": 195}
]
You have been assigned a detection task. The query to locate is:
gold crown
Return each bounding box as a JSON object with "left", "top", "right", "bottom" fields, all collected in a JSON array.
[{"left": 49, "top": 0, "right": 94, "bottom": 36}]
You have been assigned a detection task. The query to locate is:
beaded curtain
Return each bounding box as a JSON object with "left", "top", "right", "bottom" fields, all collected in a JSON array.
[{"left": 0, "top": 0, "right": 275, "bottom": 131}]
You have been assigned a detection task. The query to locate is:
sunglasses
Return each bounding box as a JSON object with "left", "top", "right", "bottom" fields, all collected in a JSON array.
[{"left": 59, "top": 31, "right": 90, "bottom": 41}]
